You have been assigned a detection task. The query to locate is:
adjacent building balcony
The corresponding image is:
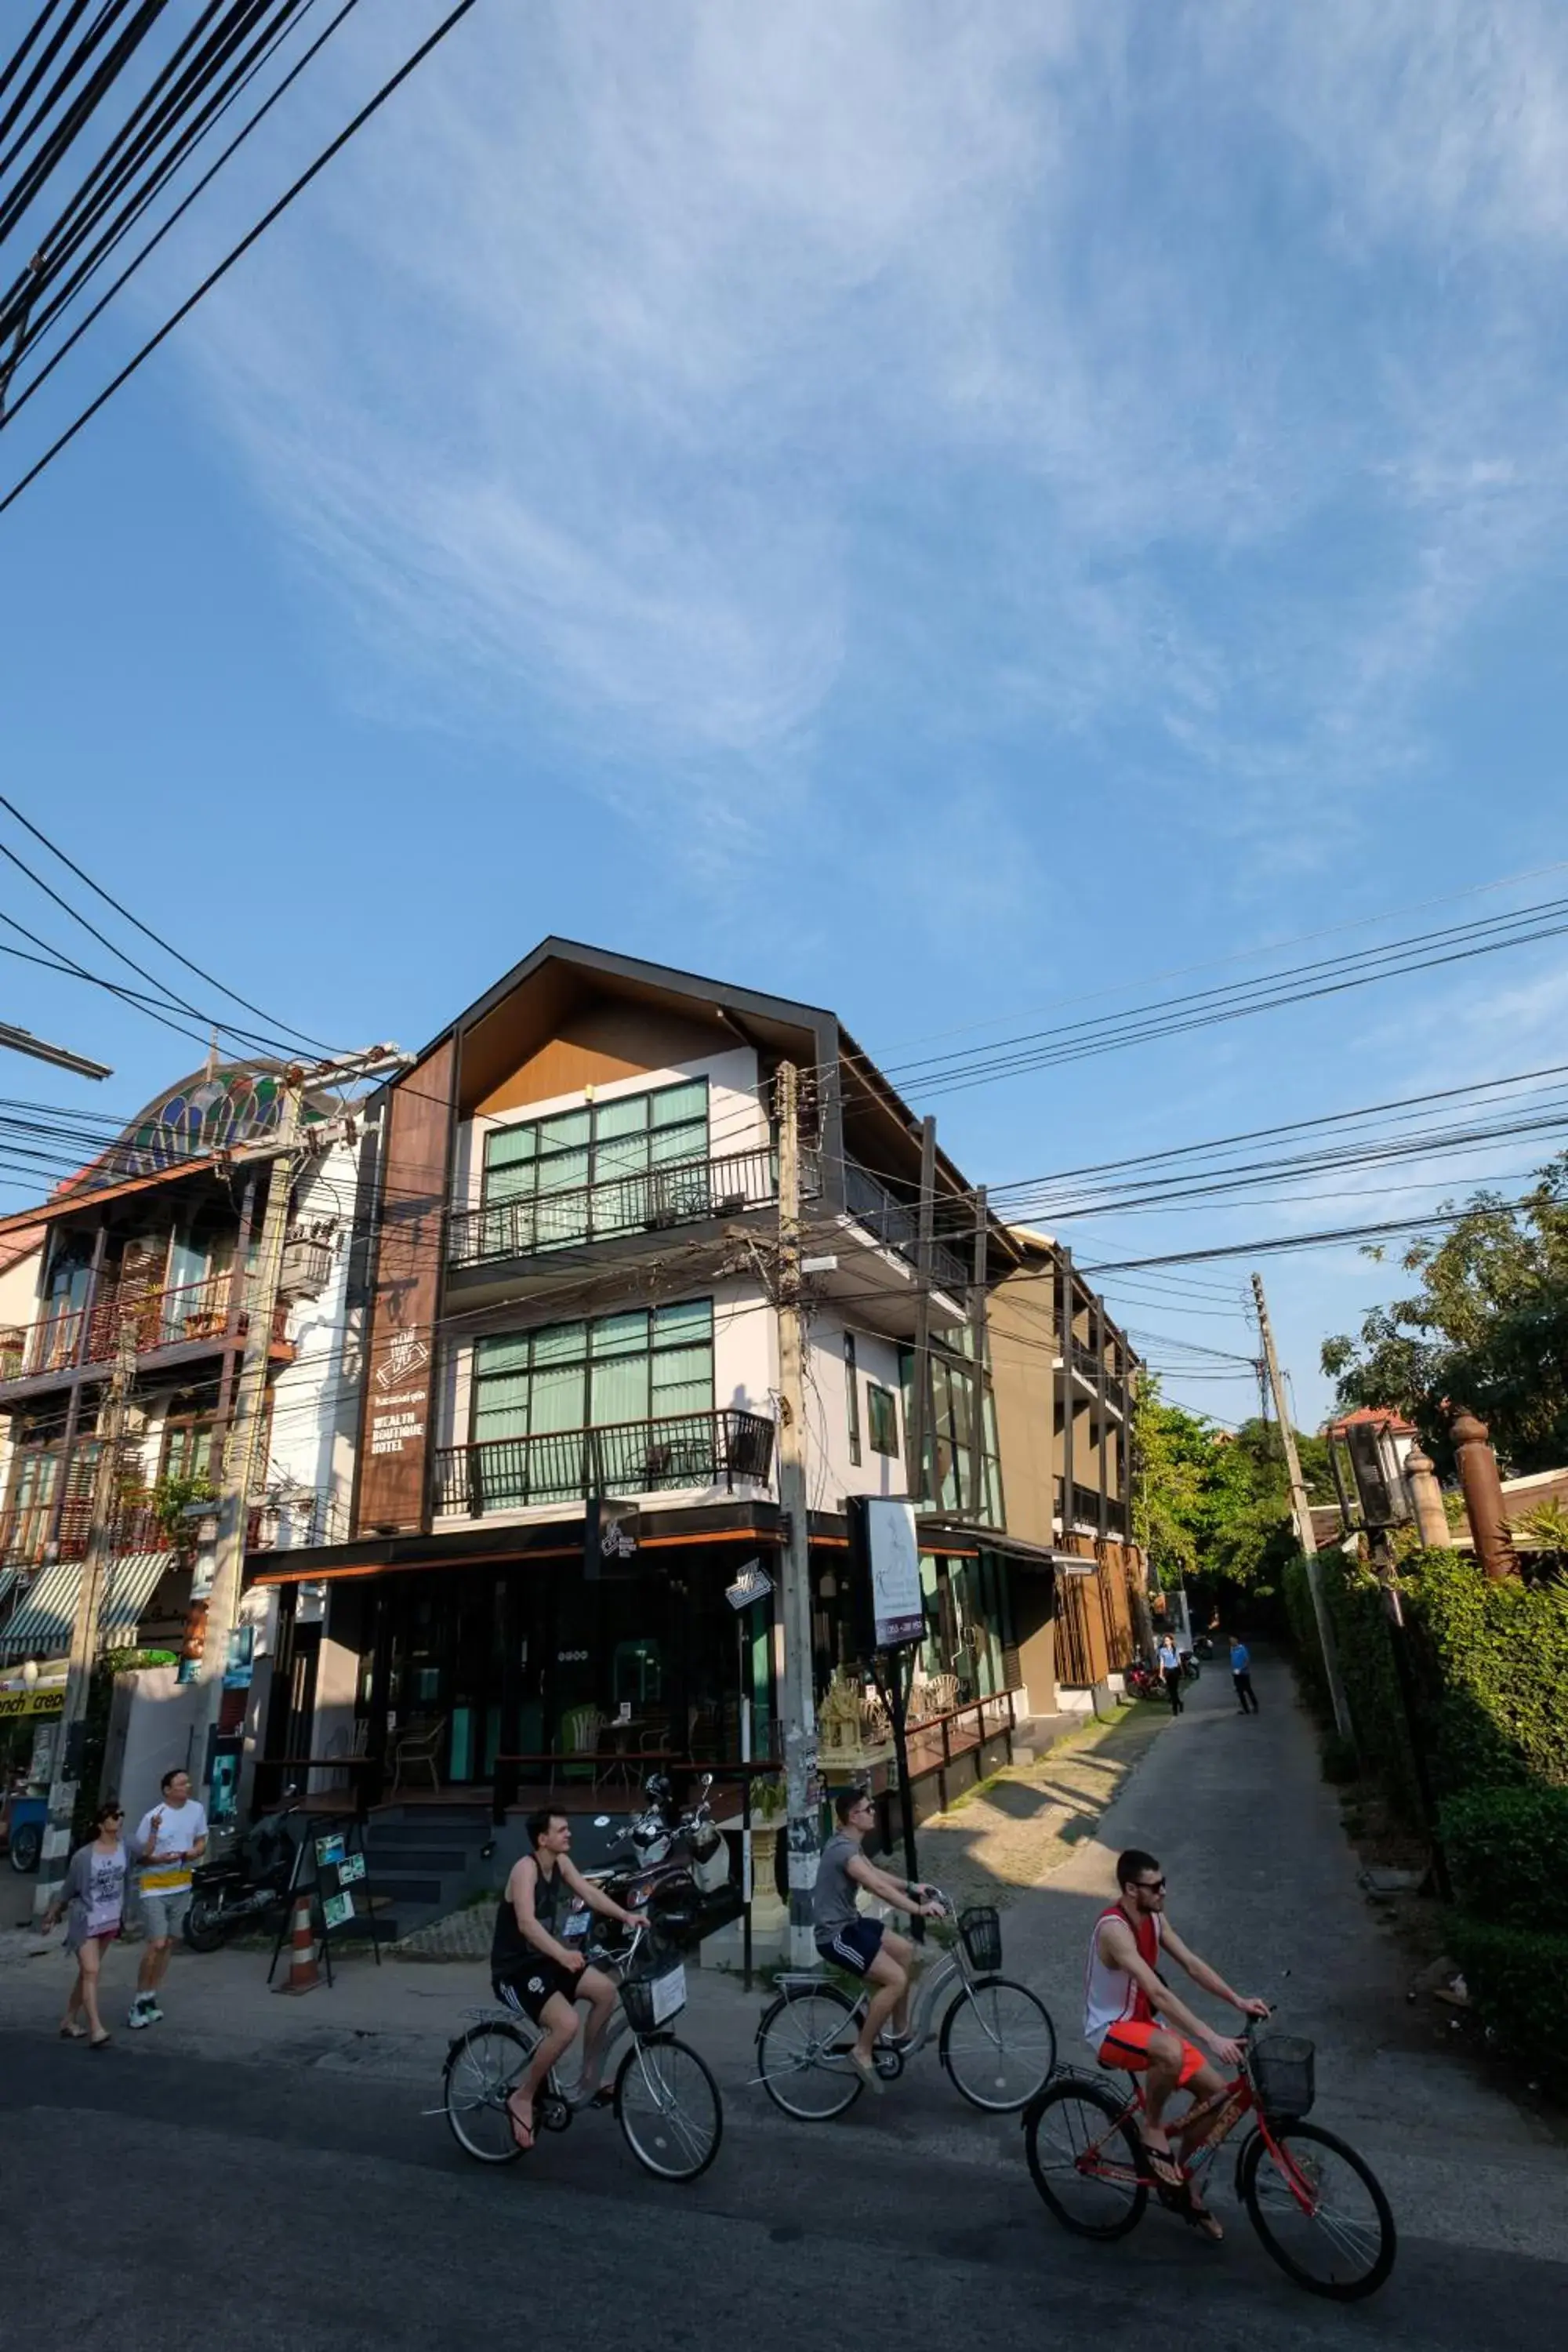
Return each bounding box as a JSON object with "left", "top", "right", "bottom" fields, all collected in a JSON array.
[
  {"left": 0, "top": 1274, "right": 292, "bottom": 1399},
  {"left": 1054, "top": 1477, "right": 1128, "bottom": 1538},
  {"left": 432, "top": 1406, "right": 775, "bottom": 1519},
  {"left": 841, "top": 1161, "right": 968, "bottom": 1295}
]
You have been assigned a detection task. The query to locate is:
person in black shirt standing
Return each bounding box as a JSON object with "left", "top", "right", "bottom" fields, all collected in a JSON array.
[{"left": 492, "top": 1807, "right": 641, "bottom": 2150}]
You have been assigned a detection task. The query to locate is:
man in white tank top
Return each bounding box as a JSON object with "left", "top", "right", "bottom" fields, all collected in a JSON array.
[{"left": 1085, "top": 1849, "right": 1269, "bottom": 2241}]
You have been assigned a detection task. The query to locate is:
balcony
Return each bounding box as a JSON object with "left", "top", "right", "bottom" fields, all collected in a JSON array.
[
  {"left": 841, "top": 1162, "right": 967, "bottom": 1295},
  {"left": 1058, "top": 1342, "right": 1127, "bottom": 1414},
  {"left": 433, "top": 1407, "right": 775, "bottom": 1519},
  {"left": 1054, "top": 1477, "right": 1127, "bottom": 1537},
  {"left": 448, "top": 1145, "right": 795, "bottom": 1271},
  {"left": 0, "top": 1275, "right": 291, "bottom": 1394}
]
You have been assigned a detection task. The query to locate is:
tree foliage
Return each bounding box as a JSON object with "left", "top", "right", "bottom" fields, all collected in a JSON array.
[
  {"left": 1133, "top": 1381, "right": 1332, "bottom": 1591},
  {"left": 1320, "top": 1156, "right": 1568, "bottom": 1475}
]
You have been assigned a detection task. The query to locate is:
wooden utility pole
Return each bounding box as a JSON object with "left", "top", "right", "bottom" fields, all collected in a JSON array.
[
  {"left": 966, "top": 1185, "right": 988, "bottom": 1521},
  {"left": 1251, "top": 1272, "right": 1352, "bottom": 1740},
  {"left": 189, "top": 1044, "right": 405, "bottom": 1796},
  {"left": 775, "top": 1062, "right": 818, "bottom": 1965},
  {"left": 32, "top": 1310, "right": 138, "bottom": 1922},
  {"left": 187, "top": 1077, "right": 305, "bottom": 1789},
  {"left": 905, "top": 1115, "right": 938, "bottom": 1506}
]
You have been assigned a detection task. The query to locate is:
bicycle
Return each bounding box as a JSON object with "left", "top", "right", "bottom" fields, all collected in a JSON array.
[
  {"left": 754, "top": 1892, "right": 1056, "bottom": 2119},
  {"left": 1022, "top": 2013, "right": 1396, "bottom": 2301},
  {"left": 441, "top": 1924, "right": 723, "bottom": 2183}
]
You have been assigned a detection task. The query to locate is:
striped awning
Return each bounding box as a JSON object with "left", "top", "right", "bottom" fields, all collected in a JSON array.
[{"left": 0, "top": 1552, "right": 172, "bottom": 1660}]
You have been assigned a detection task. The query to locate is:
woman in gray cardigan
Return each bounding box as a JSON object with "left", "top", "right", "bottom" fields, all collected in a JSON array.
[{"left": 42, "top": 1798, "right": 129, "bottom": 2046}]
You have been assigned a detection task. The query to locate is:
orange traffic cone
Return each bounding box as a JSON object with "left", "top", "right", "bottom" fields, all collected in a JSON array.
[{"left": 274, "top": 1889, "right": 321, "bottom": 1995}]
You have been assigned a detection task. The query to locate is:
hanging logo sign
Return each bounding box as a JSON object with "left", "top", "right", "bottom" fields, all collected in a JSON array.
[
  {"left": 585, "top": 1497, "right": 640, "bottom": 1582},
  {"left": 848, "top": 1496, "right": 924, "bottom": 1650}
]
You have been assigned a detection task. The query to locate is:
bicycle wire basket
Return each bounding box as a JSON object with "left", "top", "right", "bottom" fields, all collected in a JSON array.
[
  {"left": 957, "top": 1904, "right": 1003, "bottom": 1973},
  {"left": 1250, "top": 2033, "right": 1316, "bottom": 2120},
  {"left": 619, "top": 1958, "right": 684, "bottom": 2038}
]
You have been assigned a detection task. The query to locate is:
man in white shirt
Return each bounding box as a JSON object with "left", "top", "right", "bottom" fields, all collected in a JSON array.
[{"left": 129, "top": 1767, "right": 208, "bottom": 2030}]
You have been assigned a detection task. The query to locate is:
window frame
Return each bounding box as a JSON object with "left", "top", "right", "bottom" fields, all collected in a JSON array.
[
  {"left": 866, "top": 1381, "right": 900, "bottom": 1459},
  {"left": 470, "top": 1298, "right": 717, "bottom": 1444},
  {"left": 480, "top": 1077, "right": 712, "bottom": 1247},
  {"left": 844, "top": 1330, "right": 862, "bottom": 1466}
]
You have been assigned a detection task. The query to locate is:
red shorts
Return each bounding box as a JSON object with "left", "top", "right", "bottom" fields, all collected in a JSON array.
[{"left": 1097, "top": 2019, "right": 1207, "bottom": 2088}]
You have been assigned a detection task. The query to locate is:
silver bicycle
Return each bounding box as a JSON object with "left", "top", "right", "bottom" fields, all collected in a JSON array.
[
  {"left": 442, "top": 1925, "right": 723, "bottom": 2182},
  {"left": 755, "top": 1892, "right": 1056, "bottom": 2119}
]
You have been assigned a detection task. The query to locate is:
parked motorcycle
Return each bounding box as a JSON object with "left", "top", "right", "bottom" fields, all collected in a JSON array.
[
  {"left": 1124, "top": 1659, "right": 1163, "bottom": 1701},
  {"left": 575, "top": 1771, "right": 739, "bottom": 1956},
  {"left": 182, "top": 1798, "right": 302, "bottom": 1952}
]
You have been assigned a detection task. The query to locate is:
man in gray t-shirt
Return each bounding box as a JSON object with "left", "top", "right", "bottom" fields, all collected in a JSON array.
[{"left": 812, "top": 1788, "right": 940, "bottom": 2092}]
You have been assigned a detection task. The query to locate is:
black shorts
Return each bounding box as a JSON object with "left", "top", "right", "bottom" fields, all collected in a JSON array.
[
  {"left": 492, "top": 1957, "right": 578, "bottom": 2025},
  {"left": 815, "top": 1919, "right": 884, "bottom": 1976}
]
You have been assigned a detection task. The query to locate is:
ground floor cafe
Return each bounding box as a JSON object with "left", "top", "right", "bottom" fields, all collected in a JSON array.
[{"left": 244, "top": 1502, "right": 1056, "bottom": 1831}]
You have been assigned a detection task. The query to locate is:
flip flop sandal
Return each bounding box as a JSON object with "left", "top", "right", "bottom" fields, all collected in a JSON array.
[
  {"left": 506, "top": 2096, "right": 535, "bottom": 2152},
  {"left": 850, "top": 2052, "right": 884, "bottom": 2096},
  {"left": 587, "top": 2085, "right": 615, "bottom": 2109},
  {"left": 1184, "top": 2201, "right": 1225, "bottom": 2243},
  {"left": 1140, "top": 2140, "right": 1188, "bottom": 2206},
  {"left": 59, "top": 2023, "right": 86, "bottom": 2041},
  {"left": 89, "top": 2033, "right": 112, "bottom": 2050}
]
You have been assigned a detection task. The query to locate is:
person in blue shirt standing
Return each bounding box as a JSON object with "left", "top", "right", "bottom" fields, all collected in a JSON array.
[{"left": 1229, "top": 1635, "right": 1258, "bottom": 1715}]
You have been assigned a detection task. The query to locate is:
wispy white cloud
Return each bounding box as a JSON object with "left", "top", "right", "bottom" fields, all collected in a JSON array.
[{"left": 179, "top": 0, "right": 1568, "bottom": 874}]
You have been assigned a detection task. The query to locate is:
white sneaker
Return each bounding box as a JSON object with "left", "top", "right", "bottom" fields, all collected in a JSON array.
[{"left": 128, "top": 1998, "right": 153, "bottom": 2030}]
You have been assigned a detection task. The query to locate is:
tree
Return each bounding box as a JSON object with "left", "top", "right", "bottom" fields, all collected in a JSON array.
[
  {"left": 1321, "top": 1156, "right": 1568, "bottom": 1475},
  {"left": 1133, "top": 1381, "right": 1330, "bottom": 1591}
]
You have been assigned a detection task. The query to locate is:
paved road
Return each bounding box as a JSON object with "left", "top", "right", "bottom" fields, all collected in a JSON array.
[{"left": 5, "top": 1657, "right": 1563, "bottom": 2348}]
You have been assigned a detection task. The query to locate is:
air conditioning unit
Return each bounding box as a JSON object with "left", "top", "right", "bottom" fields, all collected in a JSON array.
[{"left": 279, "top": 1236, "right": 335, "bottom": 1301}]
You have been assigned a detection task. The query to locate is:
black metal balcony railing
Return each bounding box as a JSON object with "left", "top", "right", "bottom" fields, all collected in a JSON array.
[
  {"left": 448, "top": 1147, "right": 797, "bottom": 1269},
  {"left": 433, "top": 1407, "right": 775, "bottom": 1518},
  {"left": 842, "top": 1162, "right": 968, "bottom": 1294},
  {"left": 1054, "top": 1476, "right": 1127, "bottom": 1535}
]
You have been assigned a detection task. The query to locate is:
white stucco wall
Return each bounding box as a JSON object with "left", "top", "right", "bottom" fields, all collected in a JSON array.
[{"left": 804, "top": 1311, "right": 910, "bottom": 1512}]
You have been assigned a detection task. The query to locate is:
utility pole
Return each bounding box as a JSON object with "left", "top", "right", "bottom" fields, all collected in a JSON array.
[
  {"left": 33, "top": 1309, "right": 138, "bottom": 1922},
  {"left": 189, "top": 1044, "right": 405, "bottom": 1797},
  {"left": 187, "top": 1076, "right": 305, "bottom": 1792},
  {"left": 906, "top": 1115, "right": 938, "bottom": 1505},
  {"left": 1251, "top": 1272, "right": 1352, "bottom": 1740},
  {"left": 966, "top": 1185, "right": 988, "bottom": 1521},
  {"left": 775, "top": 1062, "right": 818, "bottom": 1965}
]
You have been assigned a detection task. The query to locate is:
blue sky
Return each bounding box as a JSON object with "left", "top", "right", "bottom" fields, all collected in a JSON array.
[{"left": 4, "top": 1, "right": 1568, "bottom": 1428}]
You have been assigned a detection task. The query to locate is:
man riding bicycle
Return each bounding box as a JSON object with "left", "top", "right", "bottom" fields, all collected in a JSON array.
[
  {"left": 492, "top": 1807, "right": 642, "bottom": 2151},
  {"left": 814, "top": 1788, "right": 942, "bottom": 2094},
  {"left": 1085, "top": 1848, "right": 1269, "bottom": 2240}
]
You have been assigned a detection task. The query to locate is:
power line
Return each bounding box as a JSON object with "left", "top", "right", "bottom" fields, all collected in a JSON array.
[
  {"left": 0, "top": 0, "right": 485, "bottom": 515},
  {"left": 0, "top": 790, "right": 337, "bottom": 1053}
]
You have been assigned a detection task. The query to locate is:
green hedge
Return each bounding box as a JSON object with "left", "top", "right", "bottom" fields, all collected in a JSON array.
[
  {"left": 1446, "top": 1915, "right": 1568, "bottom": 2100},
  {"left": 1442, "top": 1784, "right": 1568, "bottom": 1936},
  {"left": 1283, "top": 1546, "right": 1568, "bottom": 1820}
]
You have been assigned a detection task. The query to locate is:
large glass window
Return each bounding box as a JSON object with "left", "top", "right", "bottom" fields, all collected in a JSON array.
[
  {"left": 901, "top": 1347, "right": 1004, "bottom": 1525},
  {"left": 480, "top": 1080, "right": 710, "bottom": 1254},
  {"left": 474, "top": 1300, "right": 713, "bottom": 1439}
]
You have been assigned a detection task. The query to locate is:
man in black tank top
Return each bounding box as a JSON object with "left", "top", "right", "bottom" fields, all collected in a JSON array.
[{"left": 492, "top": 1807, "right": 641, "bottom": 2151}]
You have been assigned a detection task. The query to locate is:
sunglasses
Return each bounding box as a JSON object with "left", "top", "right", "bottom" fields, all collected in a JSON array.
[{"left": 1134, "top": 1877, "right": 1167, "bottom": 1894}]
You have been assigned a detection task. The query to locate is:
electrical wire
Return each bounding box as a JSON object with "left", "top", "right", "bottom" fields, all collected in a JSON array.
[{"left": 0, "top": 0, "right": 485, "bottom": 514}]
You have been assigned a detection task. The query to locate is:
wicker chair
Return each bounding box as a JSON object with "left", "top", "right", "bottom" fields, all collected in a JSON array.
[{"left": 388, "top": 1716, "right": 446, "bottom": 1796}]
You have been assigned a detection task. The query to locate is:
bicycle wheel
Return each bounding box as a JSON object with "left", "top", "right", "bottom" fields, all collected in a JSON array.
[
  {"left": 1024, "top": 2074, "right": 1148, "bottom": 2240},
  {"left": 940, "top": 1976, "right": 1057, "bottom": 2112},
  {"left": 755, "top": 1983, "right": 863, "bottom": 2121},
  {"left": 615, "top": 2034, "right": 724, "bottom": 2182},
  {"left": 443, "top": 2022, "right": 531, "bottom": 2165},
  {"left": 1240, "top": 2122, "right": 1396, "bottom": 2301}
]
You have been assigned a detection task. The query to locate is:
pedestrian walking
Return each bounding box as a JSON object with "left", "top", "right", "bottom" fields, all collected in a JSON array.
[
  {"left": 1229, "top": 1635, "right": 1259, "bottom": 1715},
  {"left": 129, "top": 1767, "right": 208, "bottom": 2031},
  {"left": 42, "top": 1798, "right": 129, "bottom": 2048},
  {"left": 1158, "top": 1633, "right": 1184, "bottom": 1715}
]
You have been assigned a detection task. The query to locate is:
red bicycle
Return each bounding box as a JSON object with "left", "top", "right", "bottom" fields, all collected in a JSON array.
[{"left": 1022, "top": 2016, "right": 1396, "bottom": 2301}]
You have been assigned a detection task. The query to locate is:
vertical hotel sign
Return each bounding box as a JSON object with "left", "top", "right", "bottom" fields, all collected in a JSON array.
[{"left": 353, "top": 1038, "right": 455, "bottom": 1535}]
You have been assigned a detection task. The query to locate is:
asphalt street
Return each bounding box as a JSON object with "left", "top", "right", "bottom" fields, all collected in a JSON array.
[{"left": 4, "top": 1661, "right": 1563, "bottom": 2349}]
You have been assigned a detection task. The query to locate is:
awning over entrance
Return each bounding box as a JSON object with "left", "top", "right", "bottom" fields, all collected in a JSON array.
[{"left": 0, "top": 1551, "right": 171, "bottom": 1659}]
